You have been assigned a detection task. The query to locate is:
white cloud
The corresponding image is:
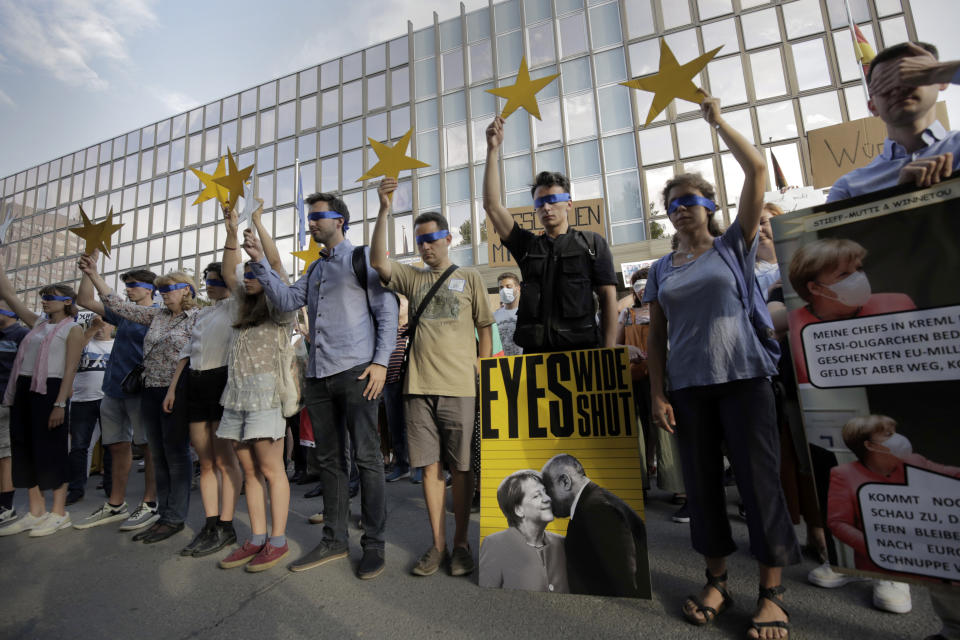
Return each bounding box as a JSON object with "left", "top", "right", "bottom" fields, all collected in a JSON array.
[
  {"left": 152, "top": 88, "right": 197, "bottom": 115},
  {"left": 0, "top": 88, "right": 13, "bottom": 107},
  {"left": 0, "top": 0, "right": 157, "bottom": 90}
]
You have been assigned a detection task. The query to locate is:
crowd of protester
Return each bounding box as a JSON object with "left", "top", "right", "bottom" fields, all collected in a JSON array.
[{"left": 0, "top": 41, "right": 958, "bottom": 640}]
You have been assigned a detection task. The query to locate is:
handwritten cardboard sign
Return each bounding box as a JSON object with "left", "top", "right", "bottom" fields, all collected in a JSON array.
[
  {"left": 808, "top": 103, "right": 949, "bottom": 189},
  {"left": 487, "top": 198, "right": 606, "bottom": 267}
]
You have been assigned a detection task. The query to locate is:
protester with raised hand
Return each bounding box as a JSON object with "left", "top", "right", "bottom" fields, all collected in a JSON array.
[
  {"left": 78, "top": 256, "right": 199, "bottom": 545},
  {"left": 73, "top": 258, "right": 159, "bottom": 532},
  {"left": 247, "top": 191, "right": 397, "bottom": 580},
  {"left": 0, "top": 264, "right": 83, "bottom": 537},
  {"left": 0, "top": 300, "right": 30, "bottom": 525},
  {"left": 644, "top": 93, "right": 799, "bottom": 639},
  {"left": 213, "top": 198, "right": 298, "bottom": 573}
]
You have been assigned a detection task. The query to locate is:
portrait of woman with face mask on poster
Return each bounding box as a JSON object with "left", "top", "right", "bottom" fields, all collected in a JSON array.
[
  {"left": 826, "top": 415, "right": 960, "bottom": 577},
  {"left": 786, "top": 238, "right": 916, "bottom": 384}
]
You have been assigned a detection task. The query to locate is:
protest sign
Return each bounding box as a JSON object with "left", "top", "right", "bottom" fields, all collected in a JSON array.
[
  {"left": 478, "top": 347, "right": 651, "bottom": 598},
  {"left": 620, "top": 260, "right": 655, "bottom": 287},
  {"left": 487, "top": 199, "right": 605, "bottom": 267},
  {"left": 772, "top": 178, "right": 960, "bottom": 586}
]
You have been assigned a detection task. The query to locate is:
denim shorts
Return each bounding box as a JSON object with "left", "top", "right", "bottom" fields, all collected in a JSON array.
[
  {"left": 216, "top": 407, "right": 285, "bottom": 442},
  {"left": 0, "top": 405, "right": 10, "bottom": 458}
]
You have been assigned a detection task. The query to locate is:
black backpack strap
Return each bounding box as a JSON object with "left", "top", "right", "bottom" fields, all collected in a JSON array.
[
  {"left": 404, "top": 264, "right": 458, "bottom": 341},
  {"left": 573, "top": 229, "right": 598, "bottom": 261},
  {"left": 352, "top": 245, "right": 373, "bottom": 319}
]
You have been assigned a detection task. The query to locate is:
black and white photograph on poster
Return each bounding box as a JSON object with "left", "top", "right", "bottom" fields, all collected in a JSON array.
[{"left": 772, "top": 179, "right": 960, "bottom": 585}]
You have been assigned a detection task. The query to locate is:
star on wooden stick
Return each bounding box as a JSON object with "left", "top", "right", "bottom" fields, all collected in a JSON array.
[
  {"left": 69, "top": 204, "right": 124, "bottom": 257},
  {"left": 292, "top": 237, "right": 324, "bottom": 274},
  {"left": 356, "top": 130, "right": 430, "bottom": 183},
  {"left": 486, "top": 56, "right": 559, "bottom": 120},
  {"left": 213, "top": 148, "right": 254, "bottom": 209},
  {"left": 620, "top": 40, "right": 722, "bottom": 126},
  {"left": 190, "top": 157, "right": 229, "bottom": 206}
]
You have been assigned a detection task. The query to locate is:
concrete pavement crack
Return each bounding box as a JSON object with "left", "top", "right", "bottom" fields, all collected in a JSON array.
[{"left": 181, "top": 572, "right": 291, "bottom": 638}]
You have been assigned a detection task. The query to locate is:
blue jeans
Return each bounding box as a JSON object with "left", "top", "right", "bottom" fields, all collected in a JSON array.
[
  {"left": 382, "top": 381, "right": 407, "bottom": 468},
  {"left": 68, "top": 400, "right": 101, "bottom": 493},
  {"left": 304, "top": 365, "right": 386, "bottom": 550},
  {"left": 140, "top": 385, "right": 191, "bottom": 525}
]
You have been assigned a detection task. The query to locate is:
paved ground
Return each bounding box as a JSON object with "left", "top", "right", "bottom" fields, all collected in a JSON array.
[{"left": 0, "top": 469, "right": 943, "bottom": 639}]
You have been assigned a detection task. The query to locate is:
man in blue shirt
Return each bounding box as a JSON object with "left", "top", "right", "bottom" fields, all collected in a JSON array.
[
  {"left": 823, "top": 41, "right": 960, "bottom": 640},
  {"left": 74, "top": 263, "right": 160, "bottom": 532},
  {"left": 828, "top": 41, "right": 960, "bottom": 202},
  {"left": 248, "top": 191, "right": 398, "bottom": 580}
]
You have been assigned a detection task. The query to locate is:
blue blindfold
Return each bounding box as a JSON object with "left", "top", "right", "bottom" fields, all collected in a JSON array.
[
  {"left": 533, "top": 192, "right": 571, "bottom": 208},
  {"left": 125, "top": 281, "right": 155, "bottom": 291},
  {"left": 41, "top": 295, "right": 72, "bottom": 302},
  {"left": 0, "top": 309, "right": 17, "bottom": 318},
  {"left": 308, "top": 210, "right": 349, "bottom": 231},
  {"left": 205, "top": 279, "right": 227, "bottom": 288},
  {"left": 416, "top": 229, "right": 450, "bottom": 245},
  {"left": 158, "top": 282, "right": 195, "bottom": 296},
  {"left": 667, "top": 195, "right": 717, "bottom": 214}
]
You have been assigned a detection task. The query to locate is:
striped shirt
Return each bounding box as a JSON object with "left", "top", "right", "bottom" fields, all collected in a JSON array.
[{"left": 385, "top": 324, "right": 408, "bottom": 384}]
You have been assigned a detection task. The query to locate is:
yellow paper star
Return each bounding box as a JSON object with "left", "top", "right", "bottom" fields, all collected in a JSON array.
[
  {"left": 620, "top": 40, "right": 722, "bottom": 126},
  {"left": 213, "top": 148, "right": 254, "bottom": 209},
  {"left": 69, "top": 205, "right": 124, "bottom": 258},
  {"left": 356, "top": 130, "right": 430, "bottom": 183},
  {"left": 292, "top": 238, "right": 324, "bottom": 275},
  {"left": 190, "top": 157, "right": 229, "bottom": 206},
  {"left": 486, "top": 56, "right": 559, "bottom": 120}
]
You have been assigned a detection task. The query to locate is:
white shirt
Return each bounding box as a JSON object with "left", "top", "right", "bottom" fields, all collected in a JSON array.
[
  {"left": 19, "top": 320, "right": 78, "bottom": 379},
  {"left": 494, "top": 306, "right": 522, "bottom": 356},
  {"left": 179, "top": 296, "right": 236, "bottom": 371},
  {"left": 73, "top": 339, "right": 113, "bottom": 402},
  {"left": 569, "top": 479, "right": 590, "bottom": 520}
]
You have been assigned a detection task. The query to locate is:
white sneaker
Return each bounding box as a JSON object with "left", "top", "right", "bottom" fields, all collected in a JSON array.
[
  {"left": 807, "top": 562, "right": 862, "bottom": 588},
  {"left": 0, "top": 511, "right": 48, "bottom": 536},
  {"left": 0, "top": 506, "right": 17, "bottom": 524},
  {"left": 29, "top": 512, "right": 71, "bottom": 537},
  {"left": 873, "top": 580, "right": 912, "bottom": 614},
  {"left": 73, "top": 501, "right": 129, "bottom": 530},
  {"left": 118, "top": 502, "right": 159, "bottom": 531}
]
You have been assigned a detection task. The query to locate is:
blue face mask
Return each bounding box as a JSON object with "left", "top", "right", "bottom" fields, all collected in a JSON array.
[
  {"left": 667, "top": 194, "right": 717, "bottom": 215},
  {"left": 416, "top": 229, "right": 450, "bottom": 245},
  {"left": 308, "top": 210, "right": 349, "bottom": 231},
  {"left": 42, "top": 295, "right": 73, "bottom": 302},
  {"left": 533, "top": 192, "right": 571, "bottom": 208},
  {"left": 125, "top": 281, "right": 155, "bottom": 291},
  {"left": 205, "top": 279, "right": 227, "bottom": 288}
]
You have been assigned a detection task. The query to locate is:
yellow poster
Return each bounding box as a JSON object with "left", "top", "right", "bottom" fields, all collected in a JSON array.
[{"left": 478, "top": 347, "right": 651, "bottom": 598}]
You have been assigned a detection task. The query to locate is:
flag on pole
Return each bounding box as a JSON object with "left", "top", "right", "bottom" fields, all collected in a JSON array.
[
  {"left": 295, "top": 161, "right": 306, "bottom": 250},
  {"left": 770, "top": 150, "right": 788, "bottom": 190},
  {"left": 852, "top": 24, "right": 876, "bottom": 78}
]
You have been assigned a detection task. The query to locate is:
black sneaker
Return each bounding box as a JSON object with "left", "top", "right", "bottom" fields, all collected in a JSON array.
[
  {"left": 193, "top": 524, "right": 237, "bottom": 557},
  {"left": 181, "top": 527, "right": 213, "bottom": 557},
  {"left": 304, "top": 482, "right": 324, "bottom": 499},
  {"left": 288, "top": 539, "right": 349, "bottom": 573},
  {"left": 672, "top": 503, "right": 691, "bottom": 523},
  {"left": 357, "top": 548, "right": 385, "bottom": 580}
]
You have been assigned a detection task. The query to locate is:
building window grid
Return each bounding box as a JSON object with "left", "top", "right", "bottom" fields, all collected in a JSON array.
[{"left": 1, "top": 0, "right": 917, "bottom": 295}]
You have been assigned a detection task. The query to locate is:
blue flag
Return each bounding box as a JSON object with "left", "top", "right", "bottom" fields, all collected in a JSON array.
[{"left": 296, "top": 164, "right": 306, "bottom": 250}]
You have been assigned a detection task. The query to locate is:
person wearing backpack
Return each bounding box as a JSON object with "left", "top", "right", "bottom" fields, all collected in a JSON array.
[
  {"left": 643, "top": 93, "right": 800, "bottom": 639},
  {"left": 247, "top": 191, "right": 397, "bottom": 580},
  {"left": 483, "top": 117, "right": 618, "bottom": 354}
]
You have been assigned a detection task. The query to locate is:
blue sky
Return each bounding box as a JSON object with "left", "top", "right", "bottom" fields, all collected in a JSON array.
[{"left": 0, "top": 0, "right": 957, "bottom": 180}]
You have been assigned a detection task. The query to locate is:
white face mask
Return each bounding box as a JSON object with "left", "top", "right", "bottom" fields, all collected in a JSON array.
[
  {"left": 823, "top": 271, "right": 871, "bottom": 307},
  {"left": 880, "top": 432, "right": 913, "bottom": 459},
  {"left": 499, "top": 287, "right": 516, "bottom": 304},
  {"left": 632, "top": 280, "right": 646, "bottom": 296}
]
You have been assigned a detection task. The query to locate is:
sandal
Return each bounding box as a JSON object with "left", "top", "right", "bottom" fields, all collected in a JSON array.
[
  {"left": 683, "top": 569, "right": 734, "bottom": 626},
  {"left": 749, "top": 585, "right": 790, "bottom": 638}
]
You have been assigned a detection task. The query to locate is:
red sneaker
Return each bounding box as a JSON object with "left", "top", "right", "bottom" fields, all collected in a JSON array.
[
  {"left": 245, "top": 542, "right": 290, "bottom": 573},
  {"left": 219, "top": 540, "right": 264, "bottom": 569}
]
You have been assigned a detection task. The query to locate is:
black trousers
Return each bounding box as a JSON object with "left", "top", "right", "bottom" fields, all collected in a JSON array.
[
  {"left": 11, "top": 376, "right": 69, "bottom": 491},
  {"left": 670, "top": 377, "right": 800, "bottom": 567}
]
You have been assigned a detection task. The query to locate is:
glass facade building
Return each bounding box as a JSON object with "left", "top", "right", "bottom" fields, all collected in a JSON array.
[{"left": 0, "top": 0, "right": 924, "bottom": 304}]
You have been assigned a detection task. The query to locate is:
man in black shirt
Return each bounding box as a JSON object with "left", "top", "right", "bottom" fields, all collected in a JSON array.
[{"left": 483, "top": 116, "right": 618, "bottom": 353}]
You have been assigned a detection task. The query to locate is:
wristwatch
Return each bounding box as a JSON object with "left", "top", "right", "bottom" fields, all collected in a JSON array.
[{"left": 53, "top": 401, "right": 66, "bottom": 408}]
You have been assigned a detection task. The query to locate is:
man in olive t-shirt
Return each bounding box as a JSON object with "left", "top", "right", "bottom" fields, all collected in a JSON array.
[{"left": 370, "top": 177, "right": 493, "bottom": 580}]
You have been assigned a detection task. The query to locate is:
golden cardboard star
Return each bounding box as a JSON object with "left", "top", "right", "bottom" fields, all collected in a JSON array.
[
  {"left": 356, "top": 129, "right": 429, "bottom": 183},
  {"left": 620, "top": 40, "right": 722, "bottom": 126},
  {"left": 190, "top": 157, "right": 229, "bottom": 206},
  {"left": 486, "top": 56, "right": 559, "bottom": 120},
  {"left": 213, "top": 148, "right": 254, "bottom": 209},
  {"left": 292, "top": 237, "right": 324, "bottom": 274},
  {"left": 69, "top": 204, "right": 123, "bottom": 258}
]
